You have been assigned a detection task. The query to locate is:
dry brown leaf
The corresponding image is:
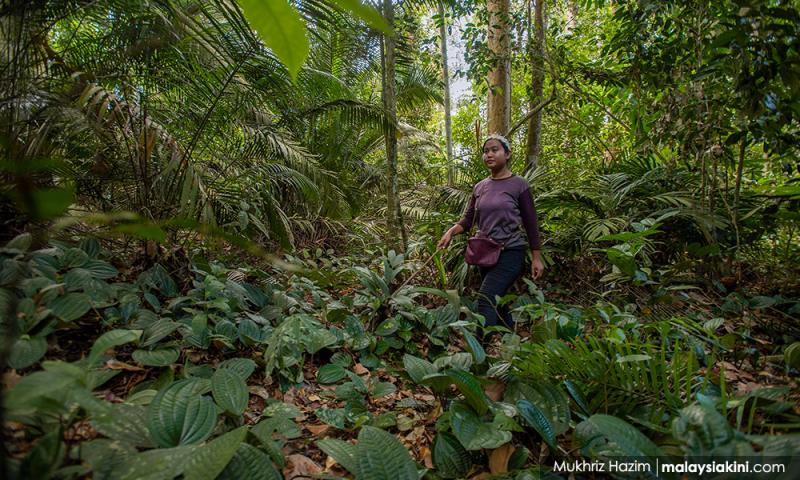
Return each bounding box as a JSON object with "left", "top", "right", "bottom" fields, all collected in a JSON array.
[
  {"left": 325, "top": 456, "right": 337, "bottom": 470},
  {"left": 489, "top": 443, "right": 514, "bottom": 474},
  {"left": 105, "top": 359, "right": 144, "bottom": 371},
  {"left": 420, "top": 446, "right": 433, "bottom": 469},
  {"left": 470, "top": 473, "right": 491, "bottom": 480},
  {"left": 3, "top": 370, "right": 21, "bottom": 390},
  {"left": 285, "top": 454, "right": 322, "bottom": 479},
  {"left": 249, "top": 386, "right": 270, "bottom": 400},
  {"left": 353, "top": 363, "right": 369, "bottom": 375},
  {"left": 484, "top": 382, "right": 505, "bottom": 402},
  {"left": 306, "top": 423, "right": 330, "bottom": 436}
]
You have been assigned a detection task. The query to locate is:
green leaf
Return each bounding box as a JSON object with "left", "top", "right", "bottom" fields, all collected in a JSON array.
[
  {"left": 376, "top": 318, "right": 399, "bottom": 336},
  {"left": 450, "top": 402, "right": 512, "bottom": 451},
  {"left": 78, "top": 238, "right": 101, "bottom": 258},
  {"left": 141, "top": 319, "right": 180, "bottom": 347},
  {"left": 329, "top": 0, "right": 392, "bottom": 34},
  {"left": 118, "top": 446, "right": 196, "bottom": 480},
  {"left": 148, "top": 379, "right": 218, "bottom": 447},
  {"left": 317, "top": 363, "right": 347, "bottom": 384},
  {"left": 17, "top": 428, "right": 64, "bottom": 479},
  {"left": 60, "top": 248, "right": 89, "bottom": 268},
  {"left": 81, "top": 439, "right": 137, "bottom": 480},
  {"left": 576, "top": 414, "right": 663, "bottom": 458},
  {"left": 49, "top": 293, "right": 92, "bottom": 321},
  {"left": 218, "top": 443, "right": 283, "bottom": 480},
  {"left": 316, "top": 406, "right": 347, "bottom": 429},
  {"left": 5, "top": 232, "right": 32, "bottom": 252},
  {"left": 218, "top": 357, "right": 257, "bottom": 380},
  {"left": 133, "top": 347, "right": 180, "bottom": 366},
  {"left": 462, "top": 330, "right": 486, "bottom": 365},
  {"left": 330, "top": 351, "right": 352, "bottom": 367},
  {"left": 371, "top": 381, "right": 397, "bottom": 398},
  {"left": 445, "top": 369, "right": 489, "bottom": 416},
  {"left": 29, "top": 186, "right": 75, "bottom": 219},
  {"left": 357, "top": 426, "right": 418, "bottom": 480},
  {"left": 432, "top": 432, "right": 472, "bottom": 479},
  {"left": 516, "top": 400, "right": 557, "bottom": 450},
  {"left": 239, "top": 0, "right": 309, "bottom": 80},
  {"left": 402, "top": 354, "right": 437, "bottom": 384},
  {"left": 183, "top": 426, "right": 248, "bottom": 480},
  {"left": 318, "top": 438, "right": 360, "bottom": 477},
  {"left": 8, "top": 335, "right": 48, "bottom": 369},
  {"left": 6, "top": 369, "right": 79, "bottom": 413},
  {"left": 114, "top": 223, "right": 166, "bottom": 242},
  {"left": 89, "top": 329, "right": 142, "bottom": 366},
  {"left": 211, "top": 369, "right": 249, "bottom": 415},
  {"left": 92, "top": 403, "right": 155, "bottom": 448},
  {"left": 85, "top": 260, "right": 118, "bottom": 280}
]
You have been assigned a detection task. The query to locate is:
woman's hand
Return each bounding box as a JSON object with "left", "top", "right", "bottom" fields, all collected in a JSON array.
[
  {"left": 437, "top": 224, "right": 464, "bottom": 250},
  {"left": 437, "top": 231, "right": 453, "bottom": 250},
  {"left": 531, "top": 250, "right": 544, "bottom": 280}
]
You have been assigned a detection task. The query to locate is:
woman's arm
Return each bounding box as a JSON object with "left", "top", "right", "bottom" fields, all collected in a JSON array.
[
  {"left": 519, "top": 186, "right": 544, "bottom": 279},
  {"left": 437, "top": 192, "right": 476, "bottom": 249}
]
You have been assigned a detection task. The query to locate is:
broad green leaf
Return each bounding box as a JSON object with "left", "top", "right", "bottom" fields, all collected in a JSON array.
[
  {"left": 30, "top": 186, "right": 74, "bottom": 219},
  {"left": 218, "top": 443, "right": 282, "bottom": 480},
  {"left": 432, "top": 432, "right": 472, "bottom": 479},
  {"left": 118, "top": 445, "right": 196, "bottom": 480},
  {"left": 141, "top": 319, "right": 180, "bottom": 347},
  {"left": 183, "top": 426, "right": 248, "bottom": 480},
  {"left": 445, "top": 369, "right": 489, "bottom": 416},
  {"left": 329, "top": 0, "right": 392, "bottom": 33},
  {"left": 451, "top": 402, "right": 512, "bottom": 451},
  {"left": 330, "top": 351, "right": 352, "bottom": 367},
  {"left": 211, "top": 369, "right": 249, "bottom": 415},
  {"left": 462, "top": 330, "right": 486, "bottom": 365},
  {"left": 517, "top": 400, "right": 557, "bottom": 450},
  {"left": 78, "top": 237, "right": 100, "bottom": 258},
  {"left": 48, "top": 292, "right": 91, "bottom": 321},
  {"left": 17, "top": 428, "right": 64, "bottom": 479},
  {"left": 356, "top": 426, "right": 418, "bottom": 480},
  {"left": 64, "top": 267, "right": 93, "bottom": 290},
  {"left": 371, "top": 381, "right": 396, "bottom": 398},
  {"left": 6, "top": 370, "right": 79, "bottom": 412},
  {"left": 402, "top": 354, "right": 437, "bottom": 384},
  {"left": 60, "top": 247, "right": 89, "bottom": 268},
  {"left": 89, "top": 329, "right": 142, "bottom": 366},
  {"left": 8, "top": 334, "right": 48, "bottom": 369},
  {"left": 133, "top": 347, "right": 180, "bottom": 366},
  {"left": 318, "top": 438, "right": 360, "bottom": 476},
  {"left": 85, "top": 260, "right": 118, "bottom": 279},
  {"left": 5, "top": 232, "right": 32, "bottom": 252},
  {"left": 577, "top": 414, "right": 663, "bottom": 458},
  {"left": 92, "top": 403, "right": 155, "bottom": 448},
  {"left": 375, "top": 318, "right": 399, "bottom": 336},
  {"left": 318, "top": 363, "right": 347, "bottom": 384},
  {"left": 114, "top": 223, "right": 166, "bottom": 242},
  {"left": 239, "top": 0, "right": 309, "bottom": 80},
  {"left": 218, "top": 357, "right": 257, "bottom": 380},
  {"left": 81, "top": 439, "right": 137, "bottom": 480},
  {"left": 316, "top": 406, "right": 347, "bottom": 429},
  {"left": 148, "top": 379, "right": 218, "bottom": 447}
]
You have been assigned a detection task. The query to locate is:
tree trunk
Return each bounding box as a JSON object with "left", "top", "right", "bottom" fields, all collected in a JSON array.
[
  {"left": 382, "top": 0, "right": 405, "bottom": 252},
  {"left": 525, "top": 0, "right": 545, "bottom": 172},
  {"left": 487, "top": 0, "right": 511, "bottom": 136},
  {"left": 438, "top": 1, "right": 454, "bottom": 185}
]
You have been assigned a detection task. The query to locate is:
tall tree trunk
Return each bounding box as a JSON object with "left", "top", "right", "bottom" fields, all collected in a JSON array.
[
  {"left": 525, "top": 0, "right": 545, "bottom": 172},
  {"left": 382, "top": 0, "right": 406, "bottom": 252},
  {"left": 487, "top": 0, "right": 511, "bottom": 135},
  {"left": 438, "top": 0, "right": 454, "bottom": 185}
]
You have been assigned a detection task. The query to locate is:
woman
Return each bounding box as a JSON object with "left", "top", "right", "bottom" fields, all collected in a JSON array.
[{"left": 437, "top": 134, "right": 543, "bottom": 330}]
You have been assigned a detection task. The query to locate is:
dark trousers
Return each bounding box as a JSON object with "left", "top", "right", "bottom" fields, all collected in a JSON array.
[{"left": 478, "top": 246, "right": 526, "bottom": 328}]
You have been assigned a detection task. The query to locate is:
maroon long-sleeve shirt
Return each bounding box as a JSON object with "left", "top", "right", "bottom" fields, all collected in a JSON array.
[{"left": 457, "top": 175, "right": 541, "bottom": 250}]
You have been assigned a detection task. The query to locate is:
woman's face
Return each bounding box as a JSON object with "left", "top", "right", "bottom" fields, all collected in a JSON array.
[{"left": 483, "top": 139, "right": 510, "bottom": 170}]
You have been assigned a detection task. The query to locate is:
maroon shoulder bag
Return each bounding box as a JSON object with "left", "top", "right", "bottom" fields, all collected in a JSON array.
[{"left": 464, "top": 185, "right": 504, "bottom": 267}]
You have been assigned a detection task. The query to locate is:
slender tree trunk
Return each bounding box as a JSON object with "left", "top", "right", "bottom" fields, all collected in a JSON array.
[
  {"left": 487, "top": 0, "right": 511, "bottom": 135},
  {"left": 382, "top": 0, "right": 405, "bottom": 252},
  {"left": 525, "top": 0, "right": 545, "bottom": 172},
  {"left": 438, "top": 0, "right": 454, "bottom": 185}
]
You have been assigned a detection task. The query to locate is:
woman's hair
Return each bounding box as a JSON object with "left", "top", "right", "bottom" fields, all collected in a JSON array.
[{"left": 483, "top": 134, "right": 511, "bottom": 153}]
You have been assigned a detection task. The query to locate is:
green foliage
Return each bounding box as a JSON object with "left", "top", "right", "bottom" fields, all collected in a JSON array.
[{"left": 319, "top": 425, "right": 419, "bottom": 480}]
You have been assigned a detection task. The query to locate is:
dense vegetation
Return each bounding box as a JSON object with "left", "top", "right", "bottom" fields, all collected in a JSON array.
[{"left": 2, "top": 0, "right": 799, "bottom": 478}]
